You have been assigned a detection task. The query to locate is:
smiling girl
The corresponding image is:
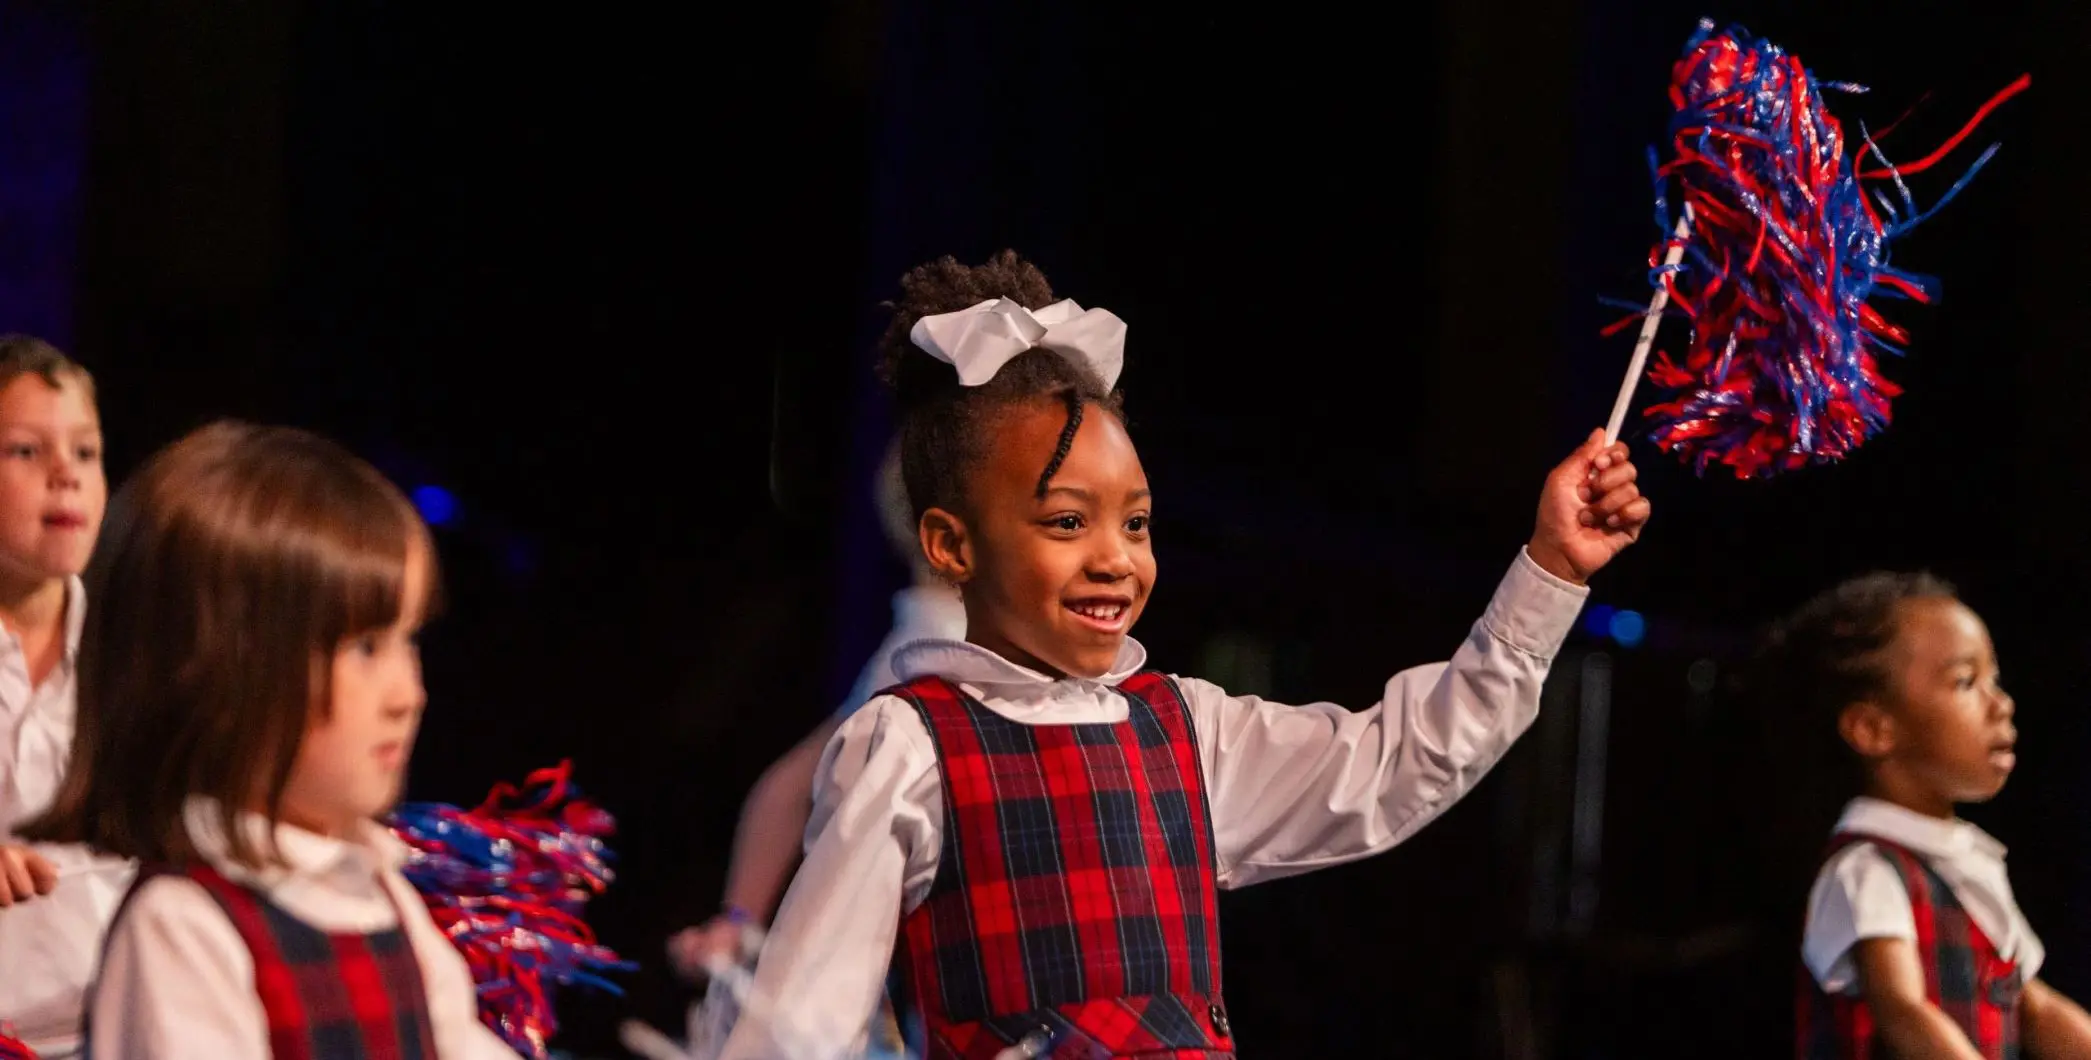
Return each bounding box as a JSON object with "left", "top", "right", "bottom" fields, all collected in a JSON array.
[{"left": 720, "top": 252, "right": 1650, "bottom": 1060}]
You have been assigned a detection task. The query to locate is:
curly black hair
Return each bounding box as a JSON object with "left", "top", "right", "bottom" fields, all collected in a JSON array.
[
  {"left": 876, "top": 250, "right": 1125, "bottom": 523},
  {"left": 1751, "top": 570, "right": 1961, "bottom": 791}
]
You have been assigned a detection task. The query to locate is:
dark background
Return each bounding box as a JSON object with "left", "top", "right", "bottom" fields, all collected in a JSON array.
[{"left": 4, "top": 0, "right": 2085, "bottom": 1055}]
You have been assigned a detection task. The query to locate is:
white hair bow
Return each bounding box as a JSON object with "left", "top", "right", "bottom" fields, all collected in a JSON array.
[{"left": 908, "top": 297, "right": 1126, "bottom": 390}]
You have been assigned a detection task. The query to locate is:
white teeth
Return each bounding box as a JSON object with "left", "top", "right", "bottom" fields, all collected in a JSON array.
[{"left": 1069, "top": 602, "right": 1126, "bottom": 621}]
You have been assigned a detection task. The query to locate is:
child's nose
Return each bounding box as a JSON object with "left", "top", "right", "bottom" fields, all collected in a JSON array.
[
  {"left": 47, "top": 454, "right": 82, "bottom": 486},
  {"left": 388, "top": 673, "right": 427, "bottom": 718},
  {"left": 1086, "top": 544, "right": 1134, "bottom": 580}
]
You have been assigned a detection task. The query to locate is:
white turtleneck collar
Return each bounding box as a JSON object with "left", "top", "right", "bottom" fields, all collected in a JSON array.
[{"left": 887, "top": 636, "right": 1150, "bottom": 725}]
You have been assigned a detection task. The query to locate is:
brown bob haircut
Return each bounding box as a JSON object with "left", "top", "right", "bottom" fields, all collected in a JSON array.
[{"left": 21, "top": 420, "right": 435, "bottom": 869}]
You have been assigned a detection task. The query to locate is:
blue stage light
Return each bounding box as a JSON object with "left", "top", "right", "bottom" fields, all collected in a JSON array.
[
  {"left": 412, "top": 485, "right": 459, "bottom": 527},
  {"left": 1583, "top": 604, "right": 1616, "bottom": 639},
  {"left": 1609, "top": 609, "right": 1646, "bottom": 648}
]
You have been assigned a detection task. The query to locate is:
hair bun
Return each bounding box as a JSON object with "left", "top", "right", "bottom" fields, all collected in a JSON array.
[{"left": 874, "top": 251, "right": 1055, "bottom": 414}]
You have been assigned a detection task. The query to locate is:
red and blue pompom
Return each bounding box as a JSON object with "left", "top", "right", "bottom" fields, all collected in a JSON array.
[
  {"left": 1607, "top": 18, "right": 2026, "bottom": 478},
  {"left": 388, "top": 761, "right": 635, "bottom": 1059},
  {"left": 0, "top": 1029, "right": 36, "bottom": 1060}
]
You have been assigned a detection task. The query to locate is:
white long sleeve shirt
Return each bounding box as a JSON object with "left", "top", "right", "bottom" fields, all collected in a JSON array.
[
  {"left": 0, "top": 577, "right": 134, "bottom": 1059},
  {"left": 720, "top": 548, "right": 1586, "bottom": 1060},
  {"left": 85, "top": 798, "right": 521, "bottom": 1059}
]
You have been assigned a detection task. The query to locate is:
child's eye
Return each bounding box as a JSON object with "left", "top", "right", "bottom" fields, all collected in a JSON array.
[
  {"left": 1125, "top": 514, "right": 1150, "bottom": 534},
  {"left": 1045, "top": 514, "right": 1084, "bottom": 532},
  {"left": 6, "top": 444, "right": 36, "bottom": 460},
  {"left": 76, "top": 445, "right": 100, "bottom": 462},
  {"left": 356, "top": 634, "right": 382, "bottom": 656}
]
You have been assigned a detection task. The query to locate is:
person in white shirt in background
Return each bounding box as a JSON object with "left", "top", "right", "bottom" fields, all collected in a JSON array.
[
  {"left": 1778, "top": 572, "right": 2091, "bottom": 1058},
  {"left": 18, "top": 421, "right": 519, "bottom": 1059},
  {"left": 718, "top": 250, "right": 1652, "bottom": 1060},
  {"left": 0, "top": 335, "right": 128, "bottom": 1060},
  {"left": 667, "top": 439, "right": 963, "bottom": 1058}
]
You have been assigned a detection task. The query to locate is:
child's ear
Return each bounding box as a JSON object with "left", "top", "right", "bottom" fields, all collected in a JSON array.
[
  {"left": 1838, "top": 701, "right": 1898, "bottom": 759},
  {"left": 918, "top": 507, "right": 972, "bottom": 586}
]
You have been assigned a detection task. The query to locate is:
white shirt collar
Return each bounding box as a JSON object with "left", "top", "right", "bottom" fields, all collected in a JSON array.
[
  {"left": 181, "top": 796, "right": 406, "bottom": 892},
  {"left": 891, "top": 635, "right": 1149, "bottom": 690},
  {"left": 0, "top": 575, "right": 87, "bottom": 668},
  {"left": 1836, "top": 795, "right": 2007, "bottom": 862}
]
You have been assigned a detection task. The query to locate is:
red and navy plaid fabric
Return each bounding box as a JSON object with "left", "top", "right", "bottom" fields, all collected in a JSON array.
[
  {"left": 893, "top": 671, "right": 1234, "bottom": 1059},
  {"left": 100, "top": 863, "right": 438, "bottom": 1060},
  {"left": 1796, "top": 833, "right": 2023, "bottom": 1059}
]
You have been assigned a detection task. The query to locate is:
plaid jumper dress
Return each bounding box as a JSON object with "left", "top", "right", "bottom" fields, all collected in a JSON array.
[
  {"left": 1796, "top": 833, "right": 2024, "bottom": 1059},
  {"left": 94, "top": 863, "right": 439, "bottom": 1060},
  {"left": 892, "top": 672, "right": 1235, "bottom": 1059}
]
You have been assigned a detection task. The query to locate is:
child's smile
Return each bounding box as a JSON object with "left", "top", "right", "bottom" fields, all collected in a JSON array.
[
  {"left": 953, "top": 399, "right": 1154, "bottom": 680},
  {"left": 1065, "top": 593, "right": 1133, "bottom": 632}
]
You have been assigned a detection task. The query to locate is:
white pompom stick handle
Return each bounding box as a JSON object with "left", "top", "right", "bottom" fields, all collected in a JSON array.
[{"left": 1603, "top": 205, "right": 1695, "bottom": 445}]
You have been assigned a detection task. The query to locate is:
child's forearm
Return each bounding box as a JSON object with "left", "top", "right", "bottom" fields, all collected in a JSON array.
[
  {"left": 1853, "top": 938, "right": 1987, "bottom": 1059},
  {"left": 1872, "top": 997, "right": 1989, "bottom": 1060},
  {"left": 720, "top": 720, "right": 837, "bottom": 921},
  {"left": 2024, "top": 979, "right": 2091, "bottom": 1058}
]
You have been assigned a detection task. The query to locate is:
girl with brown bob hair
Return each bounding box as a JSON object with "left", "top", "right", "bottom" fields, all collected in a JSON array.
[{"left": 22, "top": 420, "right": 517, "bottom": 1059}]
